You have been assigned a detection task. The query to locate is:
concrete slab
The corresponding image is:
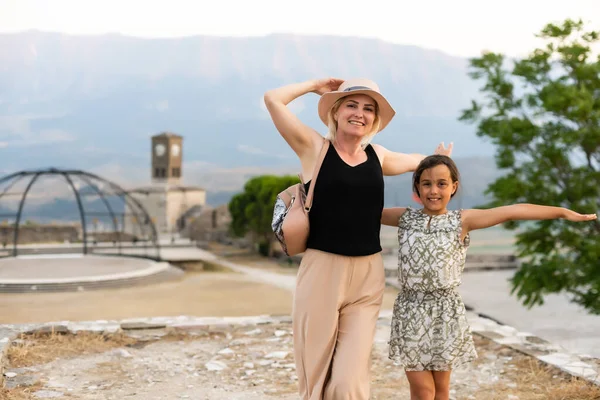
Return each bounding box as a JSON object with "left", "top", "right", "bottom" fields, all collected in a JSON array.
[
  {"left": 0, "top": 254, "right": 182, "bottom": 292},
  {"left": 0, "top": 254, "right": 168, "bottom": 283}
]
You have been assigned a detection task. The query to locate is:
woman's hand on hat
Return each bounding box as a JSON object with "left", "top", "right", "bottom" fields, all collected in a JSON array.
[
  {"left": 311, "top": 78, "right": 345, "bottom": 95},
  {"left": 434, "top": 142, "right": 453, "bottom": 157}
]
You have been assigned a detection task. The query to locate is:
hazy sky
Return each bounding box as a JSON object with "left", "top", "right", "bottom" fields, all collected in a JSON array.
[{"left": 1, "top": 0, "right": 599, "bottom": 57}]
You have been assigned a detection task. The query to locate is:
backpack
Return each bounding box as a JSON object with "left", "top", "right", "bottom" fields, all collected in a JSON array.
[{"left": 271, "top": 140, "right": 329, "bottom": 256}]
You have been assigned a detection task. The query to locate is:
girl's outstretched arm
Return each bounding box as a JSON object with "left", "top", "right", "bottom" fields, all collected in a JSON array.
[
  {"left": 462, "top": 204, "right": 597, "bottom": 233},
  {"left": 381, "top": 207, "right": 407, "bottom": 227}
]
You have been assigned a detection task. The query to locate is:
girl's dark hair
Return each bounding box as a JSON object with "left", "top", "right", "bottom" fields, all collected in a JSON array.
[{"left": 412, "top": 155, "right": 461, "bottom": 198}]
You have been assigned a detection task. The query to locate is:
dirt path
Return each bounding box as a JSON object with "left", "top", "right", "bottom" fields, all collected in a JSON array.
[
  {"left": 0, "top": 253, "right": 400, "bottom": 325},
  {"left": 0, "top": 272, "right": 294, "bottom": 324}
]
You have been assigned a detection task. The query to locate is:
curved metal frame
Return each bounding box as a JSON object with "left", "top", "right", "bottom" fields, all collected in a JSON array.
[
  {"left": 12, "top": 172, "right": 42, "bottom": 254},
  {"left": 77, "top": 174, "right": 123, "bottom": 254},
  {"left": 0, "top": 168, "right": 161, "bottom": 260}
]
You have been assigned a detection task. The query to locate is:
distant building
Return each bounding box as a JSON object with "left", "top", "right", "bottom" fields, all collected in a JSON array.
[
  {"left": 125, "top": 132, "right": 206, "bottom": 235},
  {"left": 184, "top": 203, "right": 232, "bottom": 243}
]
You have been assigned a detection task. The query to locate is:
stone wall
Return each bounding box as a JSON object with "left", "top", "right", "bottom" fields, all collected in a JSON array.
[
  {"left": 0, "top": 225, "right": 143, "bottom": 246},
  {"left": 186, "top": 204, "right": 233, "bottom": 243},
  {"left": 91, "top": 231, "right": 137, "bottom": 243},
  {"left": 0, "top": 225, "right": 80, "bottom": 245}
]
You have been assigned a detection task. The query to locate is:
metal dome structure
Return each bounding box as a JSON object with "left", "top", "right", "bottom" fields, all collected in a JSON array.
[{"left": 0, "top": 168, "right": 160, "bottom": 260}]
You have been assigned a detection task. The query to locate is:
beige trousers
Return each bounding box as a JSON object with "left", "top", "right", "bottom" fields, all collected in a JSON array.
[{"left": 292, "top": 249, "right": 385, "bottom": 400}]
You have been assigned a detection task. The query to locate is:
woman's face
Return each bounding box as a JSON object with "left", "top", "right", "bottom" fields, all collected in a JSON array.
[{"left": 334, "top": 94, "right": 378, "bottom": 138}]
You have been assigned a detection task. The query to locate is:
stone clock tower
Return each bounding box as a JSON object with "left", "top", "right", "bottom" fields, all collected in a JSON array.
[
  {"left": 126, "top": 131, "right": 206, "bottom": 235},
  {"left": 151, "top": 132, "right": 182, "bottom": 185}
]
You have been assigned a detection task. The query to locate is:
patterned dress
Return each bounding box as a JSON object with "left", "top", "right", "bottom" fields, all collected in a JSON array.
[{"left": 389, "top": 207, "right": 477, "bottom": 371}]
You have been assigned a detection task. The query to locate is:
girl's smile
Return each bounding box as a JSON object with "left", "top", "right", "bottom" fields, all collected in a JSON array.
[{"left": 417, "top": 164, "right": 458, "bottom": 215}]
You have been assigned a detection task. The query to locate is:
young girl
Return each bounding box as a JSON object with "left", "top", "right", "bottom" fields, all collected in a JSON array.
[{"left": 381, "top": 155, "right": 597, "bottom": 400}]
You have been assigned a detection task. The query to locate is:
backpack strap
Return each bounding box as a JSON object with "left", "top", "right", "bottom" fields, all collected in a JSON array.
[{"left": 298, "top": 139, "right": 329, "bottom": 212}]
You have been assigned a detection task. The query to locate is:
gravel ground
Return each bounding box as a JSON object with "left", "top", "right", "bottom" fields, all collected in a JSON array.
[{"left": 6, "top": 319, "right": 597, "bottom": 400}]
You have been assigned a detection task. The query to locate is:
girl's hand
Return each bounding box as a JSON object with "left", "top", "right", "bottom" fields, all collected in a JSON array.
[
  {"left": 434, "top": 142, "right": 453, "bottom": 157},
  {"left": 311, "top": 78, "right": 345, "bottom": 95},
  {"left": 564, "top": 210, "right": 598, "bottom": 222}
]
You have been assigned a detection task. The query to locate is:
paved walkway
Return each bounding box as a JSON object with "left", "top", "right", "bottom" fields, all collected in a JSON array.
[
  {"left": 460, "top": 270, "right": 600, "bottom": 359},
  {"left": 216, "top": 259, "right": 297, "bottom": 292}
]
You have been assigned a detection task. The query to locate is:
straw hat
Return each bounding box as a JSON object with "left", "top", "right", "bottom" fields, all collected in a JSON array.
[{"left": 317, "top": 78, "right": 396, "bottom": 132}]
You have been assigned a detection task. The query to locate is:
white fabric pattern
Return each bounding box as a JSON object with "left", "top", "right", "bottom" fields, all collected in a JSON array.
[{"left": 389, "top": 207, "right": 477, "bottom": 371}]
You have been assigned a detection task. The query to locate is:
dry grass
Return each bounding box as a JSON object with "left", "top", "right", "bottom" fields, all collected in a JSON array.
[
  {"left": 0, "top": 384, "right": 44, "bottom": 400},
  {"left": 506, "top": 358, "right": 600, "bottom": 400},
  {"left": 472, "top": 337, "right": 600, "bottom": 400},
  {"left": 2, "top": 331, "right": 139, "bottom": 399},
  {"left": 7, "top": 330, "right": 138, "bottom": 368}
]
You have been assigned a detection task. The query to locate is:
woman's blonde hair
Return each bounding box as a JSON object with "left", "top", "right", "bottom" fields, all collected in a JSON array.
[{"left": 325, "top": 96, "right": 381, "bottom": 147}]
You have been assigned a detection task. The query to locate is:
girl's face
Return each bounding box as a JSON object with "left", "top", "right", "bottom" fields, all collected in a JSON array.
[{"left": 417, "top": 164, "right": 458, "bottom": 215}]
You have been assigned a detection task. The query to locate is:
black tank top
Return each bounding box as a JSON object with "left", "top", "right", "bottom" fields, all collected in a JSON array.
[{"left": 304, "top": 143, "right": 384, "bottom": 256}]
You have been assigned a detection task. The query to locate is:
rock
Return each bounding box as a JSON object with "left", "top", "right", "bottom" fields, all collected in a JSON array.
[
  {"left": 243, "top": 362, "right": 255, "bottom": 369},
  {"left": 229, "top": 338, "right": 256, "bottom": 346},
  {"left": 33, "top": 390, "right": 65, "bottom": 398},
  {"left": 218, "top": 348, "right": 234, "bottom": 355},
  {"left": 274, "top": 330, "right": 288, "bottom": 337},
  {"left": 208, "top": 323, "right": 232, "bottom": 333},
  {"left": 4, "top": 374, "right": 40, "bottom": 389},
  {"left": 27, "top": 325, "right": 69, "bottom": 334},
  {"left": 248, "top": 351, "right": 264, "bottom": 359},
  {"left": 245, "top": 328, "right": 262, "bottom": 336},
  {"left": 498, "top": 348, "right": 513, "bottom": 357},
  {"left": 205, "top": 360, "right": 228, "bottom": 371},
  {"left": 4, "top": 371, "right": 17, "bottom": 378},
  {"left": 121, "top": 322, "right": 167, "bottom": 330},
  {"left": 45, "top": 379, "right": 67, "bottom": 389},
  {"left": 112, "top": 348, "right": 133, "bottom": 358},
  {"left": 168, "top": 323, "right": 210, "bottom": 333},
  {"left": 265, "top": 351, "right": 288, "bottom": 359}
]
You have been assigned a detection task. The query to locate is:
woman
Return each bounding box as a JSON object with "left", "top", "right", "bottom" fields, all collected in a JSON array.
[{"left": 263, "top": 78, "right": 452, "bottom": 400}]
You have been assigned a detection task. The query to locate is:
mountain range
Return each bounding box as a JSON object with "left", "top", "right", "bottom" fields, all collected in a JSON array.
[{"left": 0, "top": 30, "right": 502, "bottom": 212}]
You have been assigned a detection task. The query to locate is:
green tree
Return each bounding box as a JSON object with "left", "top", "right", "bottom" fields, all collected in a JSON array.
[
  {"left": 229, "top": 174, "right": 300, "bottom": 256},
  {"left": 460, "top": 19, "right": 600, "bottom": 314}
]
